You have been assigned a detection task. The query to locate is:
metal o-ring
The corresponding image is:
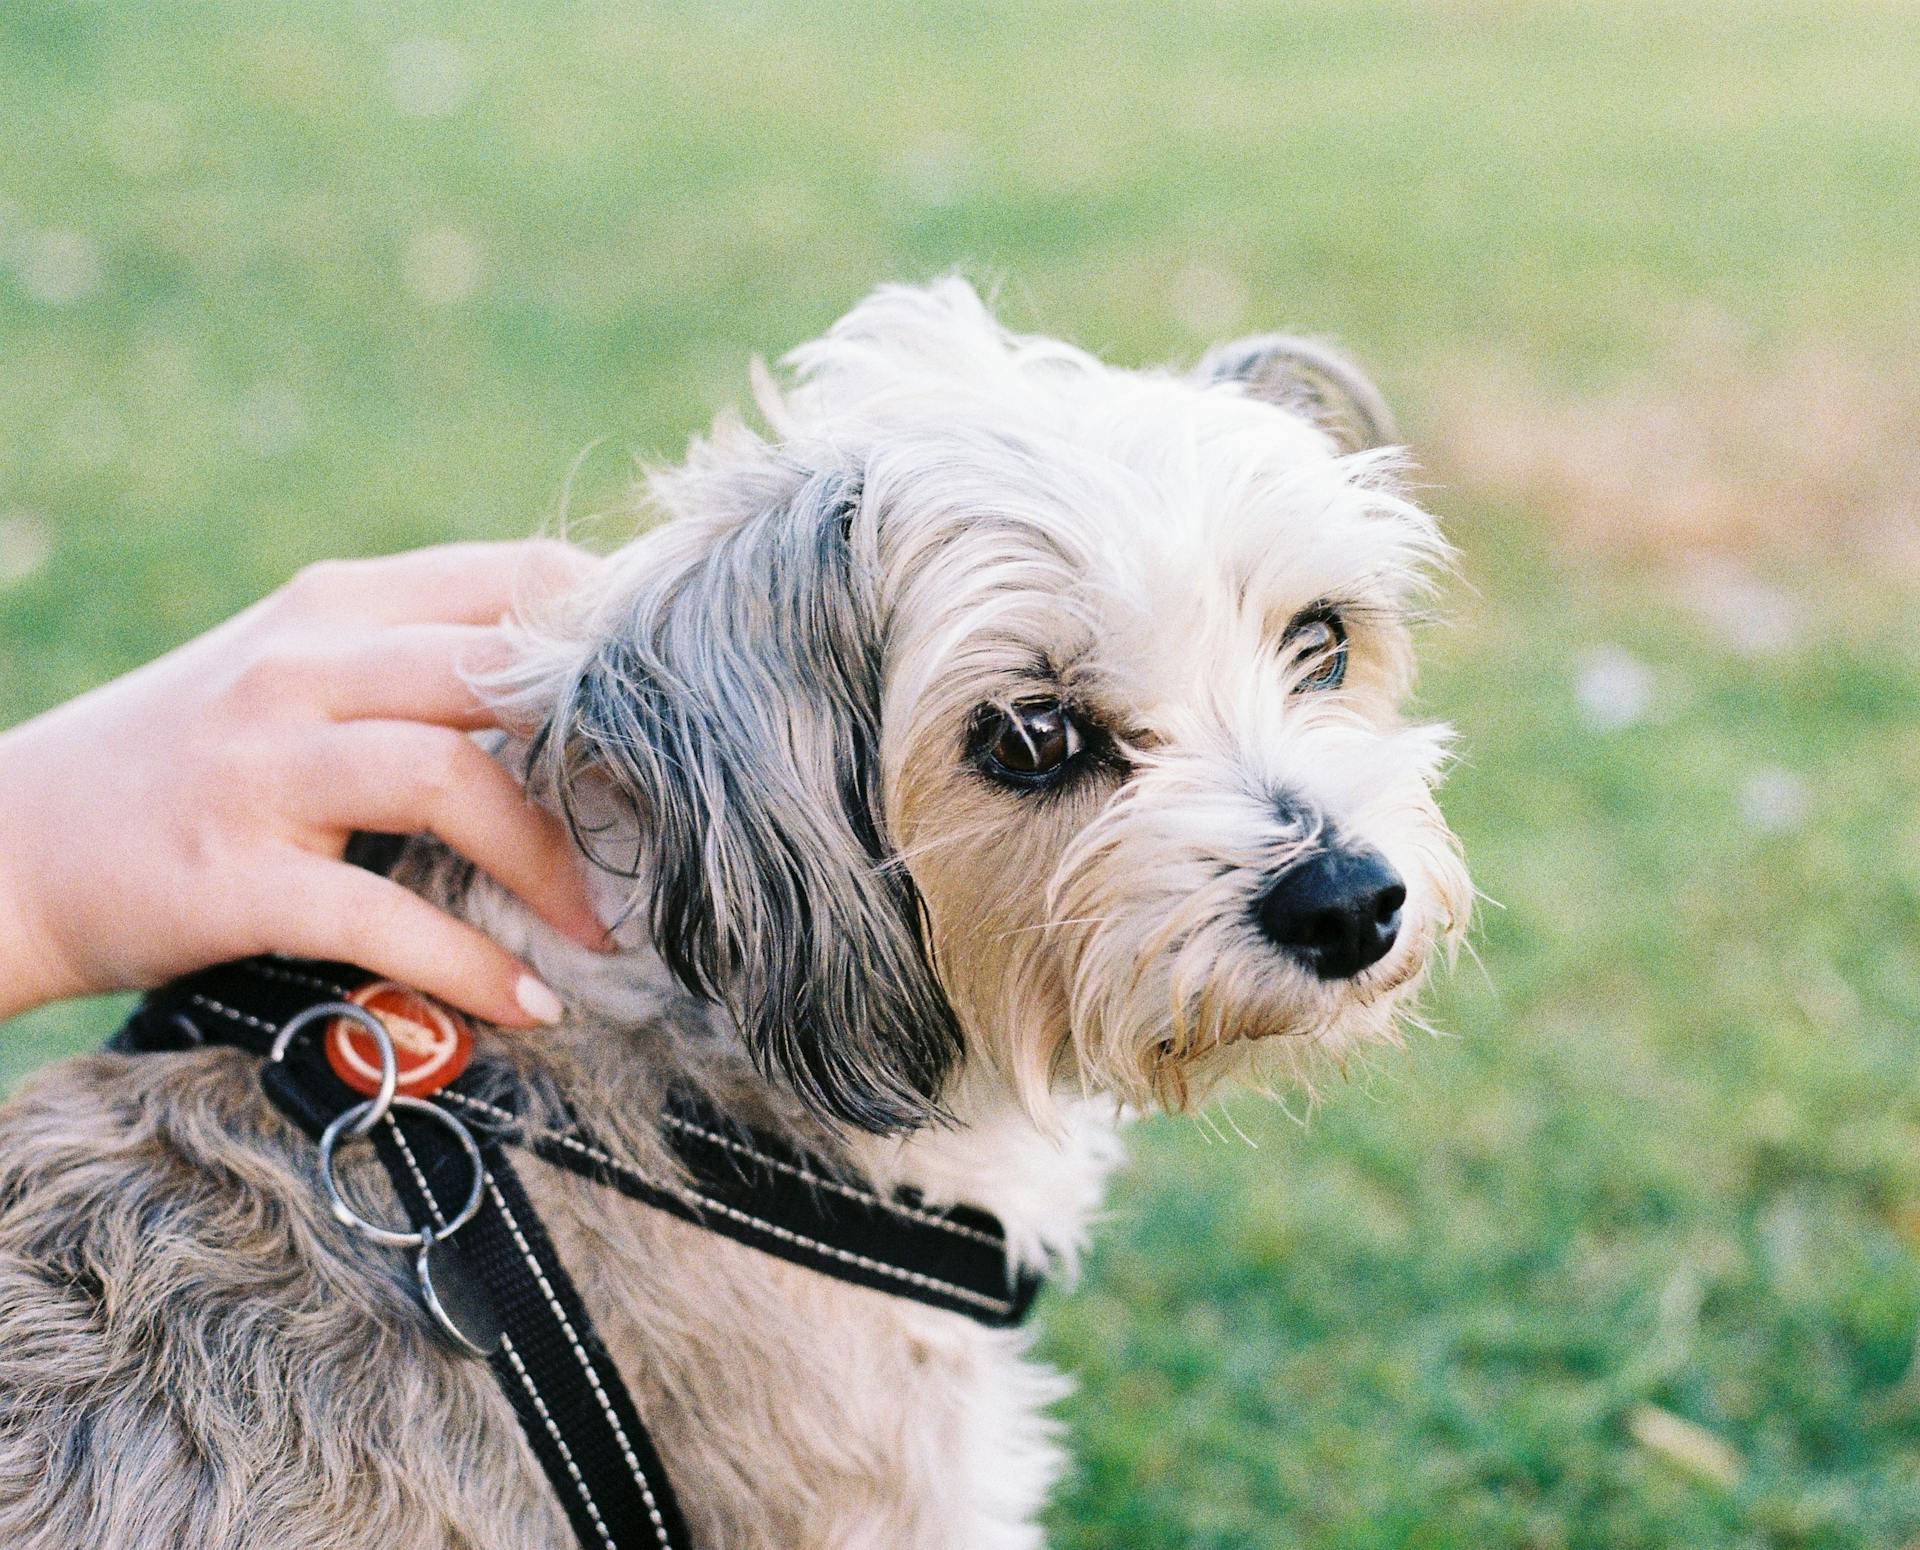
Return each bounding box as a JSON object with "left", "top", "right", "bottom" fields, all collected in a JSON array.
[
  {"left": 318, "top": 1096, "right": 486, "bottom": 1249},
  {"left": 271, "top": 1001, "right": 397, "bottom": 1138}
]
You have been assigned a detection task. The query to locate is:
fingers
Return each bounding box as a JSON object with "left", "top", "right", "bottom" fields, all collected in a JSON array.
[
  {"left": 314, "top": 625, "right": 515, "bottom": 730},
  {"left": 278, "top": 540, "right": 596, "bottom": 627},
  {"left": 210, "top": 541, "right": 608, "bottom": 1027},
  {"left": 272, "top": 860, "right": 564, "bottom": 1029},
  {"left": 302, "top": 722, "right": 608, "bottom": 954}
]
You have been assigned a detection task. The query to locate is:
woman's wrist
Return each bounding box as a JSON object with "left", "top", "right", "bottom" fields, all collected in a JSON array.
[{"left": 0, "top": 719, "right": 90, "bottom": 1020}]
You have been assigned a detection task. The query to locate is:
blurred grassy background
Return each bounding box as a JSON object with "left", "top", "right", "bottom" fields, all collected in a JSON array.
[{"left": 4, "top": 2, "right": 1920, "bottom": 1545}]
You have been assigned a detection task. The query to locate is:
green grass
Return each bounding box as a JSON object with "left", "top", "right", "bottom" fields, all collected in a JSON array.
[{"left": 5, "top": 2, "right": 1920, "bottom": 1544}]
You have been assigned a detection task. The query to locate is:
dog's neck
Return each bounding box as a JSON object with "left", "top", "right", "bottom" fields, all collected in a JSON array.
[{"left": 416, "top": 841, "right": 1121, "bottom": 1277}]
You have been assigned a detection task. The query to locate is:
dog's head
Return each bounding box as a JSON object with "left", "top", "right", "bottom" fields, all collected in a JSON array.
[{"left": 507, "top": 280, "right": 1470, "bottom": 1132}]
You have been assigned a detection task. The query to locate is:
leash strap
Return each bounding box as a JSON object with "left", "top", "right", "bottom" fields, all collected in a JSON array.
[{"left": 112, "top": 955, "right": 1044, "bottom": 1550}]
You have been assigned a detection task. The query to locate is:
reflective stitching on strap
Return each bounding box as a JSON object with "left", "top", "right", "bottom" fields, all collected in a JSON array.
[
  {"left": 501, "top": 1335, "right": 621, "bottom": 1550},
  {"left": 385, "top": 1114, "right": 444, "bottom": 1226},
  {"left": 484, "top": 1175, "right": 675, "bottom": 1549},
  {"left": 242, "top": 959, "right": 355, "bottom": 999},
  {"left": 222, "top": 959, "right": 1015, "bottom": 1317},
  {"left": 133, "top": 958, "right": 1036, "bottom": 1550},
  {"left": 659, "top": 1112, "right": 1006, "bottom": 1249},
  {"left": 234, "top": 959, "right": 1006, "bottom": 1253},
  {"left": 187, "top": 993, "right": 278, "bottom": 1036},
  {"left": 386, "top": 1116, "right": 627, "bottom": 1550},
  {"left": 234, "top": 959, "right": 1006, "bottom": 1251},
  {"left": 220, "top": 960, "right": 1015, "bottom": 1317},
  {"left": 442, "top": 1092, "right": 1017, "bottom": 1320}
]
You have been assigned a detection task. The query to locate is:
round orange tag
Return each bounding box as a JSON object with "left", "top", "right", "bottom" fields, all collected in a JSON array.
[{"left": 325, "top": 981, "right": 473, "bottom": 1100}]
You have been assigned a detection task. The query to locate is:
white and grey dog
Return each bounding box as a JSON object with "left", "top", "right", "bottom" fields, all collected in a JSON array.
[{"left": 0, "top": 279, "right": 1469, "bottom": 1548}]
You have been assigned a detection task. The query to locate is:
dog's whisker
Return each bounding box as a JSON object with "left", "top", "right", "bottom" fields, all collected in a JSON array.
[{"left": 991, "top": 913, "right": 1127, "bottom": 939}]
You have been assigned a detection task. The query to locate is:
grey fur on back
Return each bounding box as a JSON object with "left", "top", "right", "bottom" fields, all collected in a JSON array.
[
  {"left": 0, "top": 1046, "right": 564, "bottom": 1548},
  {"left": 0, "top": 977, "right": 1062, "bottom": 1550}
]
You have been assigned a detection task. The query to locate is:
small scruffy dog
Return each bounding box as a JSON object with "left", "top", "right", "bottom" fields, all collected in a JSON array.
[{"left": 0, "top": 280, "right": 1468, "bottom": 1548}]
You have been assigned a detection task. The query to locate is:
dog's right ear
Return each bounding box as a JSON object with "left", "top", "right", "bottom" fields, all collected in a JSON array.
[
  {"left": 1197, "top": 333, "right": 1398, "bottom": 454},
  {"left": 520, "top": 465, "right": 962, "bottom": 1135}
]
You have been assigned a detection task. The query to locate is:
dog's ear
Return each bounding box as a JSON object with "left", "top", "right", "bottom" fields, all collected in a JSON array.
[
  {"left": 531, "top": 469, "right": 960, "bottom": 1134},
  {"left": 1197, "top": 334, "right": 1398, "bottom": 454}
]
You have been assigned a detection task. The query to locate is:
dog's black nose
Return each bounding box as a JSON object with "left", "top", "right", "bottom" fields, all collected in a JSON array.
[{"left": 1256, "top": 847, "right": 1405, "bottom": 979}]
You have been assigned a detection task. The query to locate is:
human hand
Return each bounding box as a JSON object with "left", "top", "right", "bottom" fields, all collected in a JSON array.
[{"left": 0, "top": 541, "right": 607, "bottom": 1028}]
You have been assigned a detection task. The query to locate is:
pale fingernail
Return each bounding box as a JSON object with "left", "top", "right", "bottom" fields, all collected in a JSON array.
[{"left": 515, "top": 975, "right": 565, "bottom": 1026}]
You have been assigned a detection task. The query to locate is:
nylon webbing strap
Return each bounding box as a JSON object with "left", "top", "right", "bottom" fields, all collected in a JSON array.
[
  {"left": 435, "top": 1086, "right": 1043, "bottom": 1327},
  {"left": 116, "top": 958, "right": 1042, "bottom": 1328}
]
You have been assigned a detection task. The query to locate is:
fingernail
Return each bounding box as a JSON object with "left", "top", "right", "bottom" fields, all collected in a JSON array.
[{"left": 515, "top": 974, "right": 565, "bottom": 1026}]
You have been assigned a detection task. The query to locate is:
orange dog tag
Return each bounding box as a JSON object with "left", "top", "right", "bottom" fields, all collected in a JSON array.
[{"left": 325, "top": 981, "right": 473, "bottom": 1100}]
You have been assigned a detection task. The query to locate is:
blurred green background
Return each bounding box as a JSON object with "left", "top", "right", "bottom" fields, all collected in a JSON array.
[{"left": 5, "top": 2, "right": 1920, "bottom": 1545}]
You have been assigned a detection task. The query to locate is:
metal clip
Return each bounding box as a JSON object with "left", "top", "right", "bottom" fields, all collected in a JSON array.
[
  {"left": 271, "top": 1001, "right": 398, "bottom": 1137},
  {"left": 317, "top": 1095, "right": 485, "bottom": 1249},
  {"left": 273, "top": 996, "right": 492, "bottom": 1356}
]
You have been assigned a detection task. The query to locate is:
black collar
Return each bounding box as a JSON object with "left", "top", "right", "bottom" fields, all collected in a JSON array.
[{"left": 114, "top": 956, "right": 1043, "bottom": 1550}]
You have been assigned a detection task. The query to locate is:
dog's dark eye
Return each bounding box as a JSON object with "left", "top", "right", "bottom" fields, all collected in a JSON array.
[
  {"left": 1284, "top": 606, "right": 1348, "bottom": 692},
  {"left": 975, "top": 699, "right": 1084, "bottom": 783}
]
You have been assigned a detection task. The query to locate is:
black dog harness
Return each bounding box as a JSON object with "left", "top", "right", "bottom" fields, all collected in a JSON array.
[{"left": 114, "top": 957, "right": 1041, "bottom": 1550}]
